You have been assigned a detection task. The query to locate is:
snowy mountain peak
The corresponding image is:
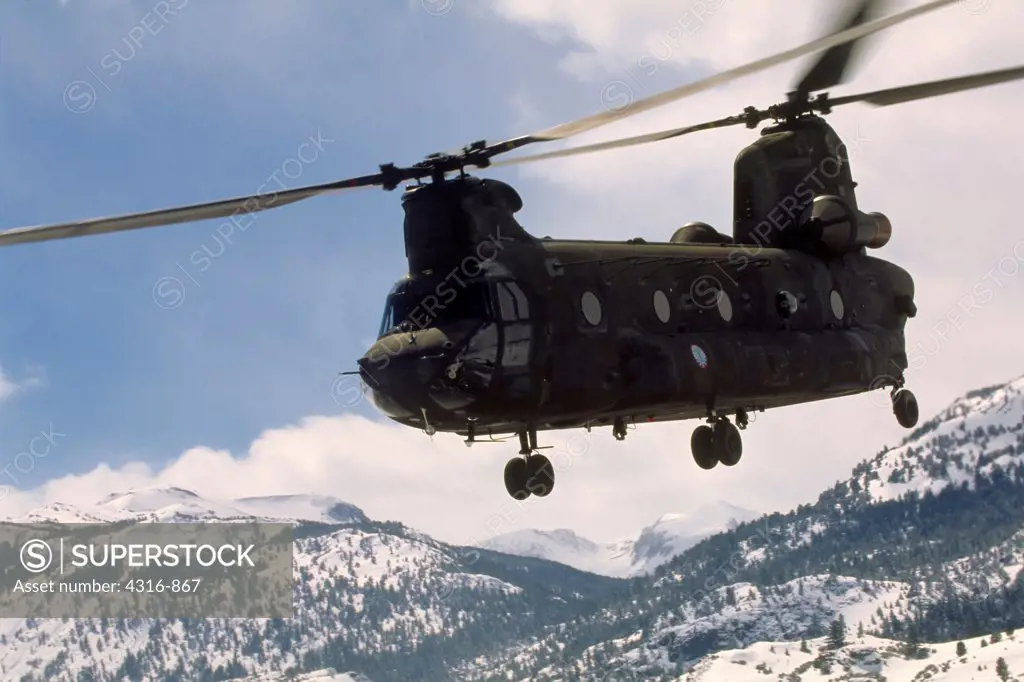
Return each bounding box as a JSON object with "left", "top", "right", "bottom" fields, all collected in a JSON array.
[
  {"left": 9, "top": 487, "right": 369, "bottom": 526},
  {"left": 231, "top": 494, "right": 369, "bottom": 524},
  {"left": 631, "top": 501, "right": 761, "bottom": 576},
  {"left": 485, "top": 501, "right": 761, "bottom": 578},
  {"left": 652, "top": 501, "right": 756, "bottom": 531}
]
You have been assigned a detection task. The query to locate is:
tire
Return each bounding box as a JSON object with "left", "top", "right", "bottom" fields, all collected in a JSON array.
[
  {"left": 714, "top": 421, "right": 743, "bottom": 466},
  {"left": 525, "top": 454, "right": 555, "bottom": 497},
  {"left": 691, "top": 425, "right": 717, "bottom": 470},
  {"left": 504, "top": 458, "right": 531, "bottom": 500}
]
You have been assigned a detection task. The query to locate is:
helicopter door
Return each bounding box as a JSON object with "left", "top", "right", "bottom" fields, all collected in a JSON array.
[{"left": 494, "top": 281, "right": 532, "bottom": 399}]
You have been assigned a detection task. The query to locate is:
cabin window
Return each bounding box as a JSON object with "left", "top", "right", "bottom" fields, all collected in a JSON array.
[
  {"left": 581, "top": 291, "right": 603, "bottom": 326},
  {"left": 717, "top": 290, "right": 734, "bottom": 322},
  {"left": 830, "top": 290, "right": 845, "bottom": 320},
  {"left": 496, "top": 281, "right": 529, "bottom": 321},
  {"left": 502, "top": 324, "right": 531, "bottom": 367},
  {"left": 653, "top": 290, "right": 671, "bottom": 323}
]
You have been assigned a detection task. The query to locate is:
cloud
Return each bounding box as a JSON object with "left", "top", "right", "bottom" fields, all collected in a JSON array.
[
  {"left": 0, "top": 366, "right": 44, "bottom": 403},
  {"left": 0, "top": 411, "right": 773, "bottom": 545}
]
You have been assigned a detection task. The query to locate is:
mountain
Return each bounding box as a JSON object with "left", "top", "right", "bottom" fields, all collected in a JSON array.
[
  {"left": 4, "top": 372, "right": 1024, "bottom": 681},
  {"left": 15, "top": 486, "right": 369, "bottom": 525},
  {"left": 485, "top": 501, "right": 760, "bottom": 578},
  {"left": 450, "top": 373, "right": 1024, "bottom": 679},
  {"left": 483, "top": 528, "right": 636, "bottom": 577},
  {"left": 0, "top": 486, "right": 626, "bottom": 682}
]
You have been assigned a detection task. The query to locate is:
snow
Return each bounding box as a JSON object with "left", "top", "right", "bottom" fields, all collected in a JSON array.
[
  {"left": 485, "top": 500, "right": 760, "bottom": 578},
  {"left": 237, "top": 668, "right": 367, "bottom": 681},
  {"left": 8, "top": 485, "right": 370, "bottom": 526},
  {"left": 232, "top": 494, "right": 368, "bottom": 524},
  {"left": 857, "top": 374, "right": 1024, "bottom": 505},
  {"left": 678, "top": 631, "right": 1024, "bottom": 681}
]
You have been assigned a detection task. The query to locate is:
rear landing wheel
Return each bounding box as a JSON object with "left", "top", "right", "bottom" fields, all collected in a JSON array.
[
  {"left": 691, "top": 425, "right": 717, "bottom": 470},
  {"left": 714, "top": 420, "right": 743, "bottom": 466},
  {"left": 892, "top": 388, "right": 919, "bottom": 429}
]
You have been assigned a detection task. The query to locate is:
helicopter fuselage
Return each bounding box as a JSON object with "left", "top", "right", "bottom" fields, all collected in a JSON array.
[{"left": 359, "top": 234, "right": 915, "bottom": 439}]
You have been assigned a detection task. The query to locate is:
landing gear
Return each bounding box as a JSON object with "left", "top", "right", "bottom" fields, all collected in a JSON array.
[
  {"left": 690, "top": 414, "right": 744, "bottom": 469},
  {"left": 612, "top": 416, "right": 628, "bottom": 441},
  {"left": 503, "top": 427, "right": 555, "bottom": 500},
  {"left": 690, "top": 425, "right": 717, "bottom": 469},
  {"left": 891, "top": 387, "right": 919, "bottom": 429}
]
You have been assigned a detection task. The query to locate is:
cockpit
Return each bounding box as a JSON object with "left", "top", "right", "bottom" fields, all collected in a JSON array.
[
  {"left": 364, "top": 272, "right": 535, "bottom": 423},
  {"left": 378, "top": 278, "right": 498, "bottom": 338}
]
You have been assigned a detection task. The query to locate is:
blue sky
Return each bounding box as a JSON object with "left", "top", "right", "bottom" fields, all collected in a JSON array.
[{"left": 1, "top": 0, "right": 1022, "bottom": 544}]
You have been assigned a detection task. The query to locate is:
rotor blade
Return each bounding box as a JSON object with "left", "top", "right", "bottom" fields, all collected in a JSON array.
[
  {"left": 489, "top": 114, "right": 749, "bottom": 168},
  {"left": 481, "top": 0, "right": 959, "bottom": 159},
  {"left": 0, "top": 172, "right": 385, "bottom": 249},
  {"left": 829, "top": 65, "right": 1024, "bottom": 108},
  {"left": 794, "top": 0, "right": 886, "bottom": 96}
]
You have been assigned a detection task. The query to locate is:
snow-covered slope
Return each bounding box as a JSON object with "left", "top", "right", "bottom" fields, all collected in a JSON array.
[
  {"left": 680, "top": 631, "right": 1024, "bottom": 681},
  {"left": 231, "top": 493, "right": 368, "bottom": 524},
  {"left": 239, "top": 668, "right": 370, "bottom": 682},
  {"left": 852, "top": 374, "right": 1024, "bottom": 505},
  {"left": 631, "top": 502, "right": 762, "bottom": 576},
  {"left": 13, "top": 485, "right": 369, "bottom": 525},
  {"left": 483, "top": 528, "right": 636, "bottom": 577},
  {"left": 486, "top": 501, "right": 760, "bottom": 577}
]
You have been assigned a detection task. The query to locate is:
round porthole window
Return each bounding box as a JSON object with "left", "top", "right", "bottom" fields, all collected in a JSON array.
[
  {"left": 717, "top": 289, "right": 733, "bottom": 322},
  {"left": 653, "top": 290, "right": 671, "bottom": 323},
  {"left": 581, "top": 291, "right": 602, "bottom": 326},
  {"left": 830, "top": 290, "right": 845, "bottom": 320}
]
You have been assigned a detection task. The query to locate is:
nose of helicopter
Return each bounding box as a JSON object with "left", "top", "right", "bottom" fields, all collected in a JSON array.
[{"left": 357, "top": 328, "right": 453, "bottom": 419}]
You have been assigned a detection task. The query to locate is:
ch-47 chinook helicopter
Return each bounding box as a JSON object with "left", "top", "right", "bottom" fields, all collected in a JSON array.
[{"left": 2, "top": 0, "right": 1022, "bottom": 500}]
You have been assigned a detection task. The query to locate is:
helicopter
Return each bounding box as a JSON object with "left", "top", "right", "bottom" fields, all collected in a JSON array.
[{"left": 2, "top": 0, "right": 1022, "bottom": 501}]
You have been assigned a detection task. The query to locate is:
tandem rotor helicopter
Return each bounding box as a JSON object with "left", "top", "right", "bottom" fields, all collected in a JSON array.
[{"left": 3, "top": 0, "right": 1022, "bottom": 500}]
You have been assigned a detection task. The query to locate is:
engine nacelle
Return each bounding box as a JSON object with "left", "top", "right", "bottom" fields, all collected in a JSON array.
[{"left": 795, "top": 195, "right": 891, "bottom": 257}]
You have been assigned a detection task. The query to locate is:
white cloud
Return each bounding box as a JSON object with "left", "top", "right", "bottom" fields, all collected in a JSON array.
[{"left": 0, "top": 366, "right": 44, "bottom": 403}]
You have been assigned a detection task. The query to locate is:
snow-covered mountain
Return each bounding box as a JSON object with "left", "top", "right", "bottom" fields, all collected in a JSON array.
[
  {"left": 452, "top": 372, "right": 1024, "bottom": 679},
  {"left": 0, "top": 485, "right": 622, "bottom": 682},
  {"left": 485, "top": 501, "right": 760, "bottom": 578},
  {"left": 5, "top": 372, "right": 1024, "bottom": 681},
  {"left": 15, "top": 485, "right": 369, "bottom": 525}
]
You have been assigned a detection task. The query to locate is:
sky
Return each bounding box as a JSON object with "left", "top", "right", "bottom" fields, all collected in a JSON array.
[{"left": 0, "top": 0, "right": 1021, "bottom": 547}]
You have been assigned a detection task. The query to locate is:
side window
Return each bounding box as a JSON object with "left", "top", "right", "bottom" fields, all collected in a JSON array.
[
  {"left": 496, "top": 282, "right": 529, "bottom": 321},
  {"left": 502, "top": 324, "right": 530, "bottom": 367}
]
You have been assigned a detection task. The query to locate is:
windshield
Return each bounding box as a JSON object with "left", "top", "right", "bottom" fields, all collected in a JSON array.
[{"left": 379, "top": 280, "right": 492, "bottom": 336}]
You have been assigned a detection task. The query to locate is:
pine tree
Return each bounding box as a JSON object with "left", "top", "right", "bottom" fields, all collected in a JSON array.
[
  {"left": 956, "top": 641, "right": 967, "bottom": 657},
  {"left": 904, "top": 625, "right": 921, "bottom": 659},
  {"left": 996, "top": 656, "right": 1010, "bottom": 681},
  {"left": 827, "top": 616, "right": 846, "bottom": 650},
  {"left": 992, "top": 632, "right": 1002, "bottom": 644},
  {"left": 800, "top": 640, "right": 810, "bottom": 653},
  {"left": 857, "top": 622, "right": 864, "bottom": 638}
]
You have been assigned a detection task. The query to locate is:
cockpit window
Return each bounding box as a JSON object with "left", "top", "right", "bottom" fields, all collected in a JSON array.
[
  {"left": 495, "top": 281, "right": 529, "bottom": 321},
  {"left": 379, "top": 280, "right": 493, "bottom": 337}
]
